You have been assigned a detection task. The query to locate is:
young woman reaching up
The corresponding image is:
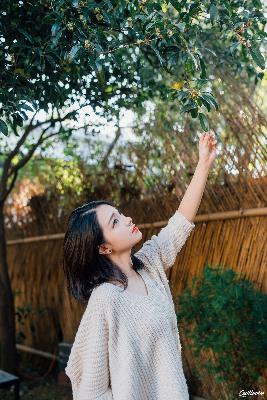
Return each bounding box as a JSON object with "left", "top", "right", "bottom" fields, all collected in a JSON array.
[{"left": 63, "top": 131, "right": 217, "bottom": 400}]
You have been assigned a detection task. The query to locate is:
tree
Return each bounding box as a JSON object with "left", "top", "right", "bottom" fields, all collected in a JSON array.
[
  {"left": 0, "top": 0, "right": 266, "bottom": 136},
  {"left": 0, "top": 107, "right": 96, "bottom": 372}
]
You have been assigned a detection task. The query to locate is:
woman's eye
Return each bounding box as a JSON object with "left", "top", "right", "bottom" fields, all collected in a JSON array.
[{"left": 113, "top": 218, "right": 119, "bottom": 227}]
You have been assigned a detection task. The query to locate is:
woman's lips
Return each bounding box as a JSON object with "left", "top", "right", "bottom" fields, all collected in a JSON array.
[{"left": 132, "top": 226, "right": 139, "bottom": 233}]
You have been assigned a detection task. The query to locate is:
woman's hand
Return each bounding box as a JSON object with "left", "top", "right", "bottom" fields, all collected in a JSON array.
[{"left": 198, "top": 131, "right": 217, "bottom": 169}]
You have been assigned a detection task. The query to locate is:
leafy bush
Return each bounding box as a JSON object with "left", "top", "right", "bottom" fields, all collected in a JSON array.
[{"left": 176, "top": 265, "right": 267, "bottom": 399}]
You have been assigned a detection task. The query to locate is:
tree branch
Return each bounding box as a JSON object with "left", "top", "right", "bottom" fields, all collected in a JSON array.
[
  {"left": 101, "top": 126, "right": 122, "bottom": 166},
  {"left": 3, "top": 110, "right": 76, "bottom": 173},
  {"left": 4, "top": 109, "right": 80, "bottom": 178},
  {"left": 1, "top": 168, "right": 18, "bottom": 202}
]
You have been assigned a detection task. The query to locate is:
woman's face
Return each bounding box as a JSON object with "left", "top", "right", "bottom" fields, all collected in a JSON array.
[{"left": 96, "top": 204, "right": 142, "bottom": 254}]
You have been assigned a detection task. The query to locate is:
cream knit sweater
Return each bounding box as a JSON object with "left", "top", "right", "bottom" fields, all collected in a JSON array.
[{"left": 65, "top": 210, "right": 196, "bottom": 400}]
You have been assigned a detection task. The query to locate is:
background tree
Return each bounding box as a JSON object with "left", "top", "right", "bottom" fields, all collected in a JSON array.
[{"left": 0, "top": 106, "right": 97, "bottom": 371}]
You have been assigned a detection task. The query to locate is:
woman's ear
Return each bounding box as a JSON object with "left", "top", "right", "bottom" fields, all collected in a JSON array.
[{"left": 98, "top": 244, "right": 112, "bottom": 255}]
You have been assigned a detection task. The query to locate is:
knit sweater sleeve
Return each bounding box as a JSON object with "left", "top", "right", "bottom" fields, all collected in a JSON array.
[
  {"left": 65, "top": 290, "right": 113, "bottom": 400},
  {"left": 135, "top": 209, "right": 195, "bottom": 271}
]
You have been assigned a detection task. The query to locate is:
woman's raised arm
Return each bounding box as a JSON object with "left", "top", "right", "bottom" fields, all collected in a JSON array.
[{"left": 135, "top": 132, "right": 217, "bottom": 271}]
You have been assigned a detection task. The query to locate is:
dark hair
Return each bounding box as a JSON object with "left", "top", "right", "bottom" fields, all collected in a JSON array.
[{"left": 63, "top": 200, "right": 144, "bottom": 303}]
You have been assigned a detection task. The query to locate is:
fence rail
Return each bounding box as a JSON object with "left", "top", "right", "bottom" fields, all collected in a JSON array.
[{"left": 6, "top": 207, "right": 267, "bottom": 246}]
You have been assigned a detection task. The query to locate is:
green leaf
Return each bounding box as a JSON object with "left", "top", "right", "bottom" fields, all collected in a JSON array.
[
  {"left": 169, "top": 0, "right": 183, "bottom": 11},
  {"left": 191, "top": 53, "right": 200, "bottom": 70},
  {"left": 51, "top": 29, "right": 63, "bottom": 47},
  {"left": 14, "top": 68, "right": 28, "bottom": 78},
  {"left": 177, "top": 90, "right": 188, "bottom": 101},
  {"left": 199, "top": 96, "right": 211, "bottom": 112},
  {"left": 201, "top": 93, "right": 219, "bottom": 110},
  {"left": 18, "top": 111, "right": 28, "bottom": 120},
  {"left": 185, "top": 55, "right": 195, "bottom": 73},
  {"left": 182, "top": 103, "right": 198, "bottom": 113},
  {"left": 161, "top": 2, "right": 169, "bottom": 13},
  {"left": 18, "top": 28, "right": 33, "bottom": 43},
  {"left": 149, "top": 44, "right": 165, "bottom": 67},
  {"left": 189, "top": 3, "right": 200, "bottom": 17},
  {"left": 229, "top": 42, "right": 240, "bottom": 55},
  {"left": 51, "top": 23, "right": 61, "bottom": 37},
  {"left": 104, "top": 86, "right": 113, "bottom": 93},
  {"left": 13, "top": 114, "right": 24, "bottom": 128},
  {"left": 209, "top": 4, "right": 219, "bottom": 24},
  {"left": 0, "top": 119, "right": 8, "bottom": 136},
  {"left": 68, "top": 45, "right": 81, "bottom": 61},
  {"left": 190, "top": 108, "right": 198, "bottom": 118},
  {"left": 249, "top": 47, "right": 265, "bottom": 70},
  {"left": 198, "top": 56, "right": 207, "bottom": 79},
  {"left": 204, "top": 47, "right": 217, "bottom": 58},
  {"left": 252, "top": 0, "right": 262, "bottom": 6},
  {"left": 18, "top": 103, "right": 34, "bottom": 112},
  {"left": 256, "top": 72, "right": 264, "bottom": 81},
  {"left": 95, "top": 57, "right": 104, "bottom": 72},
  {"left": 46, "top": 55, "right": 57, "bottom": 68},
  {"left": 198, "top": 112, "right": 209, "bottom": 131},
  {"left": 168, "top": 51, "right": 180, "bottom": 67}
]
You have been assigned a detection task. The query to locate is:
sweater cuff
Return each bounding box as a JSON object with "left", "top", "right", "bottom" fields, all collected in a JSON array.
[{"left": 168, "top": 210, "right": 196, "bottom": 234}]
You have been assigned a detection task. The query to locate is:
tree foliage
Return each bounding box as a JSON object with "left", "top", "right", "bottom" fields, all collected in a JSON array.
[{"left": 0, "top": 0, "right": 266, "bottom": 136}]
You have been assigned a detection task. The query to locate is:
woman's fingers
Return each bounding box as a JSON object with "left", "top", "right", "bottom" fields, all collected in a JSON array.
[{"left": 200, "top": 132, "right": 217, "bottom": 149}]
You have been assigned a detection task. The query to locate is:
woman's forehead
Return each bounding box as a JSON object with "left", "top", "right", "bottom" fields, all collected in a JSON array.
[{"left": 96, "top": 204, "right": 118, "bottom": 225}]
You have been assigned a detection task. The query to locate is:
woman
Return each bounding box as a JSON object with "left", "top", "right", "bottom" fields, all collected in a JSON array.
[{"left": 63, "top": 132, "right": 217, "bottom": 400}]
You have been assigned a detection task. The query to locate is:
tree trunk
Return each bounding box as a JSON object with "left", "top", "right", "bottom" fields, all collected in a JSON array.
[{"left": 0, "top": 202, "right": 17, "bottom": 373}]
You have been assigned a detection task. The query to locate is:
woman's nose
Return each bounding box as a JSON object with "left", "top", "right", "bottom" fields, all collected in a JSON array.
[{"left": 127, "top": 217, "right": 132, "bottom": 225}]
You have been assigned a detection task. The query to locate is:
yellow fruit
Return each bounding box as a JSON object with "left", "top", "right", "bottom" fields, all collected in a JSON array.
[{"left": 171, "top": 81, "right": 184, "bottom": 90}]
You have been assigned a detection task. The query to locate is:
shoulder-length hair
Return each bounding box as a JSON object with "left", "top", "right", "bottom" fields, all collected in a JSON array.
[{"left": 63, "top": 200, "right": 144, "bottom": 303}]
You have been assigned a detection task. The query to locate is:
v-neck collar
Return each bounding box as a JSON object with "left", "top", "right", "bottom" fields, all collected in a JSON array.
[
  {"left": 104, "top": 268, "right": 150, "bottom": 299},
  {"left": 120, "top": 268, "right": 150, "bottom": 299},
  {"left": 133, "top": 269, "right": 149, "bottom": 298}
]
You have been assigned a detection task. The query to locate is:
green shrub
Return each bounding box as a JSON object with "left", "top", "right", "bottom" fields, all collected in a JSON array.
[{"left": 176, "top": 265, "right": 267, "bottom": 400}]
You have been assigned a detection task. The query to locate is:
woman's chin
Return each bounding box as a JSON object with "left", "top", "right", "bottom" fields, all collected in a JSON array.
[{"left": 134, "top": 231, "right": 142, "bottom": 242}]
